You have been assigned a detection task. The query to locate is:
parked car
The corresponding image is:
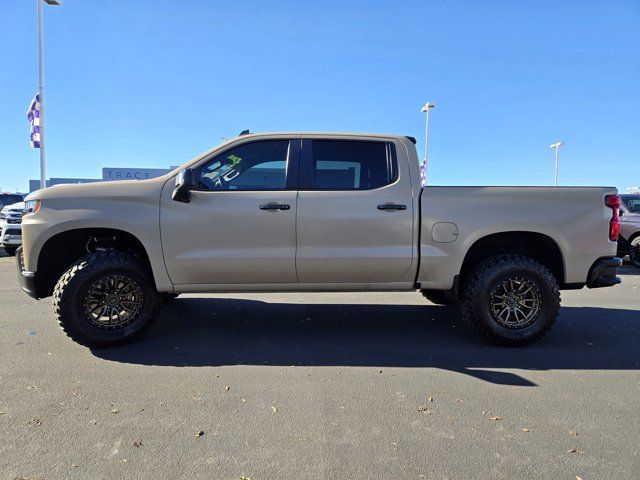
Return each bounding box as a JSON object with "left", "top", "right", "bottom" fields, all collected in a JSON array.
[
  {"left": 17, "top": 132, "right": 622, "bottom": 348},
  {"left": 0, "top": 201, "right": 24, "bottom": 256},
  {"left": 0, "top": 193, "right": 24, "bottom": 209},
  {"left": 618, "top": 194, "right": 640, "bottom": 267}
]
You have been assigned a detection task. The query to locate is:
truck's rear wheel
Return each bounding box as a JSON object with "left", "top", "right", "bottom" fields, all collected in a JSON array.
[
  {"left": 53, "top": 250, "right": 160, "bottom": 348},
  {"left": 460, "top": 254, "right": 560, "bottom": 346},
  {"left": 3, "top": 246, "right": 17, "bottom": 256}
]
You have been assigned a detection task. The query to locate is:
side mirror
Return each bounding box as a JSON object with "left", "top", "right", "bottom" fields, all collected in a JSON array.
[{"left": 172, "top": 168, "right": 195, "bottom": 203}]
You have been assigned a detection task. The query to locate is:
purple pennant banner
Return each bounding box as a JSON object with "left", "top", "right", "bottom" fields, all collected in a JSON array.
[{"left": 27, "top": 94, "right": 41, "bottom": 148}]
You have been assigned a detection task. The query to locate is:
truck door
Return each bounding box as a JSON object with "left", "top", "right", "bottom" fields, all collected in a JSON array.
[
  {"left": 160, "top": 138, "right": 300, "bottom": 286},
  {"left": 296, "top": 138, "right": 415, "bottom": 284}
]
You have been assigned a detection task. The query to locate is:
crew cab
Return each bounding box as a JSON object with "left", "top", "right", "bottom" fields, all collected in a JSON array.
[{"left": 17, "top": 132, "right": 622, "bottom": 347}]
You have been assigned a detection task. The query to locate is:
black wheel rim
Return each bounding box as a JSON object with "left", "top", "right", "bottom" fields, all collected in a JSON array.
[
  {"left": 83, "top": 274, "right": 144, "bottom": 329},
  {"left": 489, "top": 277, "right": 541, "bottom": 329}
]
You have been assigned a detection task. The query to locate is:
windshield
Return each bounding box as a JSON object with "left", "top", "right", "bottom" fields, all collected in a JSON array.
[{"left": 622, "top": 195, "right": 640, "bottom": 213}]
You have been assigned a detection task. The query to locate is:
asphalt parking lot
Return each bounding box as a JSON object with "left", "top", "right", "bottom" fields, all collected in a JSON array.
[{"left": 1, "top": 250, "right": 638, "bottom": 480}]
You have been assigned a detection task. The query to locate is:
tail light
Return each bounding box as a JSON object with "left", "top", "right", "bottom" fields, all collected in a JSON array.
[{"left": 604, "top": 194, "right": 621, "bottom": 241}]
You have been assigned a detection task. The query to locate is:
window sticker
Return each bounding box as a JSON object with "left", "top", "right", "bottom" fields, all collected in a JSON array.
[{"left": 202, "top": 155, "right": 244, "bottom": 187}]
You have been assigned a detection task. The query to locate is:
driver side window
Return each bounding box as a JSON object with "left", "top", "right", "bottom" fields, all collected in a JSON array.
[{"left": 198, "top": 140, "right": 289, "bottom": 191}]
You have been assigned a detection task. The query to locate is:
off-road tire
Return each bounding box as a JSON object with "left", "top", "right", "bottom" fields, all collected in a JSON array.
[
  {"left": 3, "top": 246, "right": 17, "bottom": 256},
  {"left": 420, "top": 289, "right": 455, "bottom": 305},
  {"left": 52, "top": 250, "right": 160, "bottom": 348},
  {"left": 460, "top": 254, "right": 560, "bottom": 346},
  {"left": 630, "top": 237, "right": 640, "bottom": 268}
]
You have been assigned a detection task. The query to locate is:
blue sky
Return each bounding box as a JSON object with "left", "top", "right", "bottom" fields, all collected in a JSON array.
[{"left": 1, "top": 0, "right": 638, "bottom": 192}]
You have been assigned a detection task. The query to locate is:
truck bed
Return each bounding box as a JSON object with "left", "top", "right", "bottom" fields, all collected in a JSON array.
[{"left": 417, "top": 186, "right": 618, "bottom": 290}]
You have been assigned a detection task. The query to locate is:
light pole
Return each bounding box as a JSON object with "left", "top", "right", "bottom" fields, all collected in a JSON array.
[
  {"left": 37, "top": 0, "right": 62, "bottom": 189},
  {"left": 420, "top": 102, "right": 435, "bottom": 187},
  {"left": 549, "top": 141, "right": 565, "bottom": 187}
]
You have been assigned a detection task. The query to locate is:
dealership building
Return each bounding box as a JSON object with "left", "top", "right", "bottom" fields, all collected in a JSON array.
[{"left": 29, "top": 166, "right": 178, "bottom": 192}]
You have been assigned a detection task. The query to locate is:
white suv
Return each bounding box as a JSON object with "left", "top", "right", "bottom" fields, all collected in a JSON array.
[{"left": 0, "top": 201, "right": 25, "bottom": 256}]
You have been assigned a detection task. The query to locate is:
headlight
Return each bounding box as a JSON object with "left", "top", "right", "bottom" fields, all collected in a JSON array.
[{"left": 23, "top": 200, "right": 41, "bottom": 215}]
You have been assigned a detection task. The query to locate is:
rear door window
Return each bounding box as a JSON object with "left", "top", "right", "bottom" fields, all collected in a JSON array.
[{"left": 304, "top": 140, "right": 396, "bottom": 190}]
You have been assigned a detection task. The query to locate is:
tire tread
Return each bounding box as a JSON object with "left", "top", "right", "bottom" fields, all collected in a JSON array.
[
  {"left": 460, "top": 254, "right": 560, "bottom": 346},
  {"left": 52, "top": 250, "right": 159, "bottom": 348}
]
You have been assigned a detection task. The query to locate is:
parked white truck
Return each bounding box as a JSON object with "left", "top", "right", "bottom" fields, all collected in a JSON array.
[
  {"left": 0, "top": 201, "right": 25, "bottom": 256},
  {"left": 17, "top": 132, "right": 622, "bottom": 347}
]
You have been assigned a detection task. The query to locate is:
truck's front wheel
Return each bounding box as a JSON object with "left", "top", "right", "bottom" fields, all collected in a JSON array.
[
  {"left": 461, "top": 254, "right": 560, "bottom": 346},
  {"left": 53, "top": 250, "right": 160, "bottom": 348}
]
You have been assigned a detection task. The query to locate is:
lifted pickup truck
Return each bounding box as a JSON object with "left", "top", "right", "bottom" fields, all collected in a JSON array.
[{"left": 17, "top": 132, "right": 622, "bottom": 347}]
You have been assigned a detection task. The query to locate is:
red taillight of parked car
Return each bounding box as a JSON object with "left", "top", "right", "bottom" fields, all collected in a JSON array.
[{"left": 604, "top": 194, "right": 621, "bottom": 241}]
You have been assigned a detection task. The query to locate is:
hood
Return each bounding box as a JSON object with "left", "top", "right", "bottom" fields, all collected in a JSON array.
[
  {"left": 25, "top": 177, "right": 169, "bottom": 202},
  {"left": 1, "top": 201, "right": 25, "bottom": 212}
]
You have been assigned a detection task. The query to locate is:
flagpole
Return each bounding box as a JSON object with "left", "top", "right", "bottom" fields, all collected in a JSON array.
[{"left": 37, "top": 0, "right": 46, "bottom": 189}]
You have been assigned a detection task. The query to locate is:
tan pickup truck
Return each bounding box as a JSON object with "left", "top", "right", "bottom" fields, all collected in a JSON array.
[{"left": 17, "top": 132, "right": 622, "bottom": 347}]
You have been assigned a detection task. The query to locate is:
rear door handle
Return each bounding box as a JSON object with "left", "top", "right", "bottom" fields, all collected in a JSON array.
[
  {"left": 377, "top": 203, "right": 407, "bottom": 211},
  {"left": 260, "top": 203, "right": 291, "bottom": 211}
]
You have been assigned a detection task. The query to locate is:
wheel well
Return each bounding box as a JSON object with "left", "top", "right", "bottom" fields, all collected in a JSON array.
[
  {"left": 459, "top": 232, "right": 565, "bottom": 289},
  {"left": 617, "top": 230, "right": 639, "bottom": 253},
  {"left": 36, "top": 228, "right": 153, "bottom": 298},
  {"left": 628, "top": 230, "right": 640, "bottom": 244}
]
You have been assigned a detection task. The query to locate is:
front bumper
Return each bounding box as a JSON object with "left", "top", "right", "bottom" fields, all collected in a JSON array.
[
  {"left": 1, "top": 236, "right": 22, "bottom": 246},
  {"left": 16, "top": 246, "right": 38, "bottom": 299},
  {"left": 0, "top": 224, "right": 22, "bottom": 246},
  {"left": 586, "top": 257, "right": 622, "bottom": 288}
]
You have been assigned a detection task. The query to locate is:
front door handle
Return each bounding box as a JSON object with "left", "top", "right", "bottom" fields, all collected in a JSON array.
[
  {"left": 377, "top": 203, "right": 407, "bottom": 211},
  {"left": 260, "top": 203, "right": 291, "bottom": 211}
]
